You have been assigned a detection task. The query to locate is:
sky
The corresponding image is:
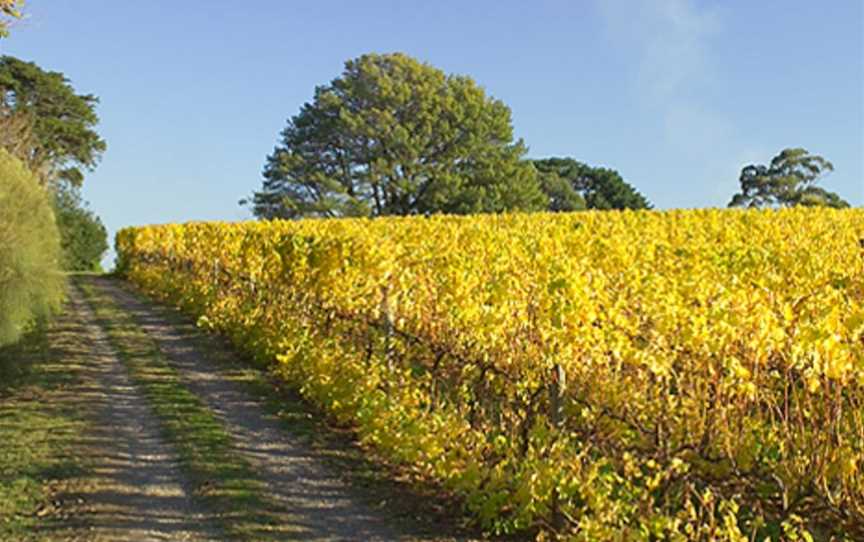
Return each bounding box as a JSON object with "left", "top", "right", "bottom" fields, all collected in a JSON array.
[{"left": 2, "top": 1, "right": 862, "bottom": 267}]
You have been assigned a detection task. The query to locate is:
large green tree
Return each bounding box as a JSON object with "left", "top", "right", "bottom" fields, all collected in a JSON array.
[
  {"left": 0, "top": 56, "right": 106, "bottom": 187},
  {"left": 728, "top": 148, "right": 849, "bottom": 208},
  {"left": 248, "top": 53, "right": 546, "bottom": 219},
  {"left": 532, "top": 158, "right": 651, "bottom": 211}
]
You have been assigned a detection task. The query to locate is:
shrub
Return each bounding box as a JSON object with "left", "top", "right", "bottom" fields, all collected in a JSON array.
[{"left": 0, "top": 150, "right": 64, "bottom": 346}]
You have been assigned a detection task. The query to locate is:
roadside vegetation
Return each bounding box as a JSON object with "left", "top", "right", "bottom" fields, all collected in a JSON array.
[
  {"left": 0, "top": 151, "right": 64, "bottom": 348},
  {"left": 0, "top": 324, "right": 86, "bottom": 540}
]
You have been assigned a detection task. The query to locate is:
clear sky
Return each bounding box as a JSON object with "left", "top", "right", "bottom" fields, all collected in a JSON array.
[{"left": 2, "top": 0, "right": 862, "bottom": 266}]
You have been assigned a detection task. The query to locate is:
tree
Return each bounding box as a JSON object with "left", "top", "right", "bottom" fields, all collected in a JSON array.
[
  {"left": 0, "top": 0, "right": 23, "bottom": 38},
  {"left": 247, "top": 53, "right": 547, "bottom": 219},
  {"left": 728, "top": 148, "right": 849, "bottom": 208},
  {"left": 532, "top": 158, "right": 652, "bottom": 211},
  {"left": 536, "top": 166, "right": 586, "bottom": 212},
  {"left": 0, "top": 105, "right": 35, "bottom": 163},
  {"left": 0, "top": 56, "right": 106, "bottom": 188},
  {"left": 53, "top": 187, "right": 108, "bottom": 271}
]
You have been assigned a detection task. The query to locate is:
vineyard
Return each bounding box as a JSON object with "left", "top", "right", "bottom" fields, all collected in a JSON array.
[{"left": 116, "top": 208, "right": 864, "bottom": 540}]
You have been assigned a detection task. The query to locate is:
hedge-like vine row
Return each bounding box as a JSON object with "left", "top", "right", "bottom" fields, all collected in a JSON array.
[{"left": 117, "top": 209, "right": 864, "bottom": 540}]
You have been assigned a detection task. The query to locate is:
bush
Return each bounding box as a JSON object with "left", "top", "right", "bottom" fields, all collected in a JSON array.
[
  {"left": 53, "top": 187, "right": 108, "bottom": 272},
  {"left": 0, "top": 150, "right": 64, "bottom": 346}
]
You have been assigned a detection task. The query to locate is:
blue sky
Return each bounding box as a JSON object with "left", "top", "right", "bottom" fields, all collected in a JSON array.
[{"left": 2, "top": 0, "right": 862, "bottom": 265}]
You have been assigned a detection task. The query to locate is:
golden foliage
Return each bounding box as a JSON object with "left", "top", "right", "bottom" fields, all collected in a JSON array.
[{"left": 117, "top": 208, "right": 864, "bottom": 540}]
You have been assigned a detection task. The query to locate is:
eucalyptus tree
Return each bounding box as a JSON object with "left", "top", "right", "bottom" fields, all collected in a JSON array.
[{"left": 729, "top": 148, "right": 848, "bottom": 208}]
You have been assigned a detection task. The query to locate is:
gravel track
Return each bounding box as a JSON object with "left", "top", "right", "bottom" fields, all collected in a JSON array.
[
  {"left": 86, "top": 276, "right": 464, "bottom": 542},
  {"left": 47, "top": 284, "right": 219, "bottom": 541}
]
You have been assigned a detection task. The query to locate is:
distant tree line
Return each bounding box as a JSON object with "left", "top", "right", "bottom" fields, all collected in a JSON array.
[
  {"left": 247, "top": 52, "right": 850, "bottom": 219},
  {"left": 532, "top": 158, "right": 651, "bottom": 211}
]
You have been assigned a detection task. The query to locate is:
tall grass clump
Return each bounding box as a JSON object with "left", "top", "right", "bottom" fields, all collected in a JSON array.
[{"left": 0, "top": 150, "right": 64, "bottom": 346}]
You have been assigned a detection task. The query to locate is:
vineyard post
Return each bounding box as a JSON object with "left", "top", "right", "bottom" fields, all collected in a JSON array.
[
  {"left": 380, "top": 284, "right": 394, "bottom": 372},
  {"left": 550, "top": 362, "right": 567, "bottom": 535}
]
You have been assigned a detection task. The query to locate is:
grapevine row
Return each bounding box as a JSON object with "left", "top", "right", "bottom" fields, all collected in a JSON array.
[{"left": 117, "top": 208, "right": 864, "bottom": 540}]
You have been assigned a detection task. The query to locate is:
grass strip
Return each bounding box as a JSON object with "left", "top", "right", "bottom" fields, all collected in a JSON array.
[
  {"left": 77, "top": 278, "right": 299, "bottom": 541},
  {"left": 0, "top": 324, "right": 86, "bottom": 541}
]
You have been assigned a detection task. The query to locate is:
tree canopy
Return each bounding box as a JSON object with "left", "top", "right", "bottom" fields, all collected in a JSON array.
[
  {"left": 53, "top": 187, "right": 108, "bottom": 272},
  {"left": 248, "top": 52, "right": 546, "bottom": 219},
  {"left": 728, "top": 148, "right": 849, "bottom": 209},
  {"left": 0, "top": 55, "right": 106, "bottom": 187},
  {"left": 535, "top": 166, "right": 586, "bottom": 212},
  {"left": 532, "top": 158, "right": 651, "bottom": 211}
]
